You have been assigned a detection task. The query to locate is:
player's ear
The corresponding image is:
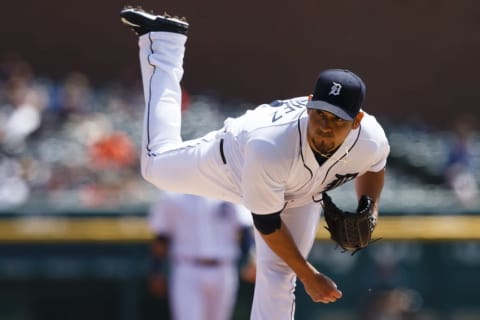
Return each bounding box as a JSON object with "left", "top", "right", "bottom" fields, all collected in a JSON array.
[
  {"left": 308, "top": 94, "right": 313, "bottom": 101},
  {"left": 352, "top": 111, "right": 364, "bottom": 129}
]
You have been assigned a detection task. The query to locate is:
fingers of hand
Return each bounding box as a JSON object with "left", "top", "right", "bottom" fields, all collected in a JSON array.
[
  {"left": 311, "top": 287, "right": 343, "bottom": 303},
  {"left": 318, "top": 298, "right": 336, "bottom": 304},
  {"left": 316, "top": 292, "right": 342, "bottom": 303},
  {"left": 304, "top": 272, "right": 343, "bottom": 304},
  {"left": 316, "top": 280, "right": 343, "bottom": 303},
  {"left": 310, "top": 286, "right": 343, "bottom": 303}
]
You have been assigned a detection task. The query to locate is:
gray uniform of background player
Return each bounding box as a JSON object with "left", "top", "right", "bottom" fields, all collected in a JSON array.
[
  {"left": 148, "top": 192, "right": 254, "bottom": 320},
  {"left": 132, "top": 29, "right": 389, "bottom": 319}
]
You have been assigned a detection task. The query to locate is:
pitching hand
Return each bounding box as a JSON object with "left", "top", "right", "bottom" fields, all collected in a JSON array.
[{"left": 299, "top": 263, "right": 342, "bottom": 303}]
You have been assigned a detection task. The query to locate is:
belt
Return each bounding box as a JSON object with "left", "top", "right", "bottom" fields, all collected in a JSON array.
[
  {"left": 193, "top": 258, "right": 223, "bottom": 267},
  {"left": 219, "top": 138, "right": 227, "bottom": 164},
  {"left": 178, "top": 258, "right": 225, "bottom": 267}
]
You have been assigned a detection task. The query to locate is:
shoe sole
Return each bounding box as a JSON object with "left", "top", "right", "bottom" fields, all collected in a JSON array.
[{"left": 121, "top": 8, "right": 189, "bottom": 28}]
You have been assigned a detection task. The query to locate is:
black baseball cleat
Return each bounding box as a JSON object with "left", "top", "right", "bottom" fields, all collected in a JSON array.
[{"left": 120, "top": 6, "right": 189, "bottom": 36}]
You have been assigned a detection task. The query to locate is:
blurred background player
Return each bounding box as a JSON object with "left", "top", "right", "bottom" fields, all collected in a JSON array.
[
  {"left": 444, "top": 115, "right": 478, "bottom": 207},
  {"left": 148, "top": 191, "right": 256, "bottom": 320}
]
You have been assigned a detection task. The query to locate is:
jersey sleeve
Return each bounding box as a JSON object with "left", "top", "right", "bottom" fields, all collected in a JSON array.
[
  {"left": 368, "top": 137, "right": 390, "bottom": 172},
  {"left": 361, "top": 113, "right": 391, "bottom": 173},
  {"left": 241, "top": 138, "right": 288, "bottom": 214}
]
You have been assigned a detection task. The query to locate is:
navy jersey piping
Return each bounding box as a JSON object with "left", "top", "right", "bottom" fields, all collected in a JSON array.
[
  {"left": 146, "top": 33, "right": 155, "bottom": 157},
  {"left": 297, "top": 109, "right": 313, "bottom": 180}
]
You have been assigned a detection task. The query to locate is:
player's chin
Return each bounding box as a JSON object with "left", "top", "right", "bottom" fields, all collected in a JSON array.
[{"left": 314, "top": 140, "right": 335, "bottom": 154}]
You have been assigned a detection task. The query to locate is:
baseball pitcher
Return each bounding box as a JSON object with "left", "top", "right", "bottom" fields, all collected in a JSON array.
[
  {"left": 148, "top": 192, "right": 254, "bottom": 320},
  {"left": 120, "top": 6, "right": 390, "bottom": 320}
]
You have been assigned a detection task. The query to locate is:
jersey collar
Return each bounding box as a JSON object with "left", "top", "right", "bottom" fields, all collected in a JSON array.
[{"left": 299, "top": 113, "right": 361, "bottom": 171}]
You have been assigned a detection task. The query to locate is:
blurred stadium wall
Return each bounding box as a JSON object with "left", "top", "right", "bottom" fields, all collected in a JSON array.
[{"left": 0, "top": 217, "right": 480, "bottom": 319}]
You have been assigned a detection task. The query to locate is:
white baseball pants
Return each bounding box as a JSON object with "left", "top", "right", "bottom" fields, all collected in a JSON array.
[{"left": 170, "top": 262, "right": 238, "bottom": 320}]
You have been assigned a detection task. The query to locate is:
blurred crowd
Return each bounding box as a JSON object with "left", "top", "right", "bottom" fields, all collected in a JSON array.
[
  {"left": 1, "top": 54, "right": 479, "bottom": 213},
  {"left": 0, "top": 54, "right": 151, "bottom": 211},
  {"left": 0, "top": 54, "right": 239, "bottom": 212}
]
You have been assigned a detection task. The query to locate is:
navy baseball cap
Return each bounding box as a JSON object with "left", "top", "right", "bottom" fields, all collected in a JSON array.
[{"left": 306, "top": 69, "right": 366, "bottom": 120}]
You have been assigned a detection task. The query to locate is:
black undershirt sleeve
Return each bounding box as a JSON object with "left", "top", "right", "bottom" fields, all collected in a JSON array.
[{"left": 251, "top": 211, "right": 282, "bottom": 235}]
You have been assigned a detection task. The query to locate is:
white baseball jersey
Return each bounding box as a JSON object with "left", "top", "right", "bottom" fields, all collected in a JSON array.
[
  {"left": 220, "top": 98, "right": 389, "bottom": 214},
  {"left": 148, "top": 192, "right": 252, "bottom": 261},
  {"left": 148, "top": 192, "right": 252, "bottom": 320},
  {"left": 136, "top": 31, "right": 390, "bottom": 320}
]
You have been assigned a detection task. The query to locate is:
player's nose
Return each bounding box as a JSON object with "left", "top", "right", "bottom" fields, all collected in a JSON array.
[{"left": 315, "top": 129, "right": 334, "bottom": 138}]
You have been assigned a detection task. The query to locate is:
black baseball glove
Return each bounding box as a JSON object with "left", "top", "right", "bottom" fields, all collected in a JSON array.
[{"left": 321, "top": 192, "right": 377, "bottom": 254}]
